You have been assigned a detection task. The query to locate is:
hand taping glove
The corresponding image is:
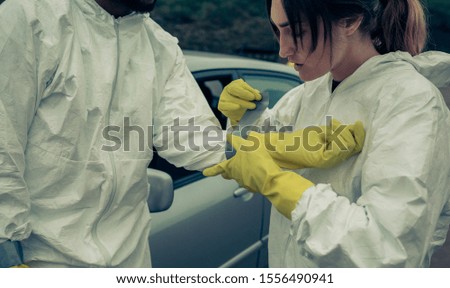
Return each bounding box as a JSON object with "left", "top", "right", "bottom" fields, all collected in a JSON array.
[
  {"left": 203, "top": 133, "right": 314, "bottom": 219},
  {"left": 249, "top": 119, "right": 365, "bottom": 169},
  {"left": 218, "top": 79, "right": 262, "bottom": 126}
]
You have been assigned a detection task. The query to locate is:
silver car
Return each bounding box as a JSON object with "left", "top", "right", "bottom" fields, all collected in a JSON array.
[{"left": 148, "top": 51, "right": 301, "bottom": 268}]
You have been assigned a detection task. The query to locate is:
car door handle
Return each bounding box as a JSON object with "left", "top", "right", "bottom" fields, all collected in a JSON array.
[{"left": 233, "top": 187, "right": 254, "bottom": 201}]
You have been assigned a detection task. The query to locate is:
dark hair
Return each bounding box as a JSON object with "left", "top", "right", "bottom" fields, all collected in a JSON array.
[{"left": 266, "top": 0, "right": 427, "bottom": 56}]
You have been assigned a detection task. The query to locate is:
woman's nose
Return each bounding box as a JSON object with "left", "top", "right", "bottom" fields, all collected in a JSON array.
[{"left": 279, "top": 34, "right": 296, "bottom": 58}]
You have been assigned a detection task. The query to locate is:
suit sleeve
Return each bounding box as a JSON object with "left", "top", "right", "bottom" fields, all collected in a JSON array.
[
  {"left": 152, "top": 46, "right": 226, "bottom": 170},
  {"left": 0, "top": 0, "right": 38, "bottom": 246}
]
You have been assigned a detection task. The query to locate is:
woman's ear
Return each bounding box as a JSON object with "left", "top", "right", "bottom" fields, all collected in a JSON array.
[{"left": 337, "top": 15, "right": 364, "bottom": 36}]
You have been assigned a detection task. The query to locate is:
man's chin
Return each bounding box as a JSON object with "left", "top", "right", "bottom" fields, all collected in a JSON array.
[{"left": 117, "top": 0, "right": 157, "bottom": 13}]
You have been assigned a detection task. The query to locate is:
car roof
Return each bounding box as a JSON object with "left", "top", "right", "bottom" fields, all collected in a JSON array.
[{"left": 183, "top": 50, "right": 298, "bottom": 76}]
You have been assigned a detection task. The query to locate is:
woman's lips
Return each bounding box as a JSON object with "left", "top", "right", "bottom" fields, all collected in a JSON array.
[{"left": 294, "top": 63, "right": 303, "bottom": 71}]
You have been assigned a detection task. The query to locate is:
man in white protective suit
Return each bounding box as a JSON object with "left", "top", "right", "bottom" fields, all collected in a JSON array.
[{"left": 0, "top": 0, "right": 230, "bottom": 267}]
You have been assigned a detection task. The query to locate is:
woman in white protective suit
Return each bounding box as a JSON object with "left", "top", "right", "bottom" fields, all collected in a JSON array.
[
  {"left": 0, "top": 0, "right": 230, "bottom": 267},
  {"left": 204, "top": 0, "right": 450, "bottom": 267}
]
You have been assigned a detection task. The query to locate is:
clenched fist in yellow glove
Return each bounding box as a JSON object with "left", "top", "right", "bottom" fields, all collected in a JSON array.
[
  {"left": 218, "top": 79, "right": 262, "bottom": 126},
  {"left": 249, "top": 119, "right": 365, "bottom": 169},
  {"left": 203, "top": 134, "right": 314, "bottom": 219}
]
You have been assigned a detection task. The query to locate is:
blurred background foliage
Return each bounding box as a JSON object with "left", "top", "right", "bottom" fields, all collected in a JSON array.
[
  {"left": 425, "top": 0, "right": 450, "bottom": 53},
  {"left": 151, "top": 0, "right": 280, "bottom": 61}
]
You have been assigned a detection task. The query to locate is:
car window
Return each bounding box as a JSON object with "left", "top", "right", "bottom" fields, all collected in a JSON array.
[
  {"left": 196, "top": 75, "right": 234, "bottom": 130},
  {"left": 240, "top": 74, "right": 300, "bottom": 108}
]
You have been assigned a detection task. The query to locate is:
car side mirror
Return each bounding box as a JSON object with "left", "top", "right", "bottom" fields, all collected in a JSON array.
[{"left": 147, "top": 168, "right": 174, "bottom": 213}]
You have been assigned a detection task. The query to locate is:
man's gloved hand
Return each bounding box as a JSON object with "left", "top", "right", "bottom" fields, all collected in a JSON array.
[
  {"left": 250, "top": 119, "right": 365, "bottom": 169},
  {"left": 203, "top": 134, "right": 314, "bottom": 219},
  {"left": 218, "top": 79, "right": 262, "bottom": 126}
]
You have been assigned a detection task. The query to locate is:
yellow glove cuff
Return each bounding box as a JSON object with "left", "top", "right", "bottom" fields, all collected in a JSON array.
[
  {"left": 262, "top": 171, "right": 314, "bottom": 220},
  {"left": 10, "top": 264, "right": 29, "bottom": 268}
]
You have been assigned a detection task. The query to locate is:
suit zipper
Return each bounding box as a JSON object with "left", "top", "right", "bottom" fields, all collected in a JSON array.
[{"left": 91, "top": 19, "right": 121, "bottom": 267}]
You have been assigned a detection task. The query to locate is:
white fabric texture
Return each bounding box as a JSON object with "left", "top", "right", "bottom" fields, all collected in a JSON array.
[
  {"left": 0, "top": 0, "right": 224, "bottom": 267},
  {"left": 263, "top": 51, "right": 450, "bottom": 267}
]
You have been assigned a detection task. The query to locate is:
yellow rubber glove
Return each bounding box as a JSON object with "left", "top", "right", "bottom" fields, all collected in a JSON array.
[
  {"left": 218, "top": 79, "right": 262, "bottom": 126},
  {"left": 10, "top": 264, "right": 29, "bottom": 268},
  {"left": 249, "top": 119, "right": 365, "bottom": 169},
  {"left": 203, "top": 134, "right": 314, "bottom": 219}
]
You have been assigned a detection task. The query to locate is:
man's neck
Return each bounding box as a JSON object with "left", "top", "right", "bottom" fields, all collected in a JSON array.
[{"left": 95, "top": 0, "right": 133, "bottom": 18}]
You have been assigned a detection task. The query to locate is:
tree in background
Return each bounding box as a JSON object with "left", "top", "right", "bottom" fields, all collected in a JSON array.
[
  {"left": 151, "top": 0, "right": 280, "bottom": 61},
  {"left": 426, "top": 0, "right": 450, "bottom": 53}
]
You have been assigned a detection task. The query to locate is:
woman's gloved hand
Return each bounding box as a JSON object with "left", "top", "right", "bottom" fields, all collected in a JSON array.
[
  {"left": 203, "top": 133, "right": 314, "bottom": 219},
  {"left": 250, "top": 119, "right": 365, "bottom": 169},
  {"left": 218, "top": 79, "right": 262, "bottom": 126}
]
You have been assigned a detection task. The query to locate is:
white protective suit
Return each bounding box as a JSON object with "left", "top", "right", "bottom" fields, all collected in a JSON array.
[
  {"left": 262, "top": 51, "right": 450, "bottom": 267},
  {"left": 0, "top": 0, "right": 224, "bottom": 267}
]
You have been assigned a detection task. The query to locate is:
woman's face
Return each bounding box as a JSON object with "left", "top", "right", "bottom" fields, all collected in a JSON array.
[{"left": 270, "top": 0, "right": 333, "bottom": 81}]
